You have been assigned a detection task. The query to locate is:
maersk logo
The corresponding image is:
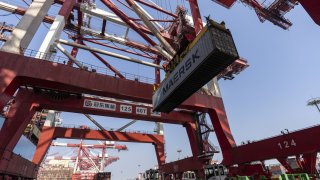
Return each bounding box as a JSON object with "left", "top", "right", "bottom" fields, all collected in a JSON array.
[{"left": 161, "top": 49, "right": 200, "bottom": 96}]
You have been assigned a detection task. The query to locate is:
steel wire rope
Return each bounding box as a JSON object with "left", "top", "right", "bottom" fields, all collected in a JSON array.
[{"left": 115, "top": 0, "right": 133, "bottom": 10}]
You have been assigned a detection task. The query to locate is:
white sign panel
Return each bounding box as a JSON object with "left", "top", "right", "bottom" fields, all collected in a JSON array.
[
  {"left": 136, "top": 107, "right": 147, "bottom": 115},
  {"left": 84, "top": 99, "right": 116, "bottom": 111},
  {"left": 120, "top": 105, "right": 132, "bottom": 113}
]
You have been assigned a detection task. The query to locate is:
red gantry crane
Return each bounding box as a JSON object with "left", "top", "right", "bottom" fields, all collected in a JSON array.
[
  {"left": 211, "top": 0, "right": 320, "bottom": 29},
  {"left": 38, "top": 140, "right": 126, "bottom": 179},
  {"left": 0, "top": 0, "right": 318, "bottom": 179}
]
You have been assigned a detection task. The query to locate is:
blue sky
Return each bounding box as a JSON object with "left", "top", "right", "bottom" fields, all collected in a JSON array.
[{"left": 1, "top": 0, "right": 320, "bottom": 179}]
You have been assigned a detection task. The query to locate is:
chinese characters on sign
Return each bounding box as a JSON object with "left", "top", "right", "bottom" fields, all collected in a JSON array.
[
  {"left": 84, "top": 99, "right": 116, "bottom": 111},
  {"left": 84, "top": 99, "right": 161, "bottom": 117}
]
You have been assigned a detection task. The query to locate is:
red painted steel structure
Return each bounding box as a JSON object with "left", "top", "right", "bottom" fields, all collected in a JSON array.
[
  {"left": 212, "top": 0, "right": 237, "bottom": 8},
  {"left": 99, "top": 0, "right": 158, "bottom": 48},
  {"left": 0, "top": 87, "right": 194, "bottom": 172},
  {"left": 210, "top": 0, "right": 320, "bottom": 28},
  {"left": 188, "top": 0, "right": 203, "bottom": 34},
  {"left": 0, "top": 53, "right": 235, "bottom": 176},
  {"left": 157, "top": 0, "right": 319, "bottom": 176},
  {"left": 82, "top": 39, "right": 158, "bottom": 61},
  {"left": 0, "top": 90, "right": 38, "bottom": 165},
  {"left": 0, "top": 87, "right": 198, "bottom": 175},
  {"left": 100, "top": 0, "right": 171, "bottom": 41},
  {"left": 224, "top": 125, "right": 320, "bottom": 165},
  {"left": 13, "top": 0, "right": 173, "bottom": 43},
  {"left": 240, "top": 0, "right": 293, "bottom": 29},
  {"left": 299, "top": 0, "right": 320, "bottom": 26},
  {"left": 49, "top": 141, "right": 123, "bottom": 173},
  {"left": 0, "top": 52, "right": 235, "bottom": 176},
  {"left": 7, "top": 89, "right": 195, "bottom": 124},
  {"left": 10, "top": 5, "right": 165, "bottom": 57},
  {"left": 32, "top": 126, "right": 165, "bottom": 166},
  {"left": 14, "top": 7, "right": 55, "bottom": 24},
  {"left": 218, "top": 58, "right": 249, "bottom": 80},
  {"left": 0, "top": 149, "right": 38, "bottom": 179},
  {"left": 0, "top": 0, "right": 319, "bottom": 178},
  {"left": 67, "top": 0, "right": 82, "bottom": 67},
  {"left": 160, "top": 157, "right": 206, "bottom": 178},
  {"left": 58, "top": 0, "right": 77, "bottom": 21},
  {"left": 81, "top": 41, "right": 126, "bottom": 78},
  {"left": 0, "top": 50, "right": 223, "bottom": 116}
]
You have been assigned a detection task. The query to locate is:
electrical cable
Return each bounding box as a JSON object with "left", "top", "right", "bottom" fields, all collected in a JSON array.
[
  {"left": 0, "top": 13, "right": 13, "bottom": 16},
  {"left": 20, "top": 0, "right": 30, "bottom": 6},
  {"left": 14, "top": 14, "right": 21, "bottom": 20}
]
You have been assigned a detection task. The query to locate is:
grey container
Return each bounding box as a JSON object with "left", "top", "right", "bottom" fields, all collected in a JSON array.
[{"left": 153, "top": 22, "right": 239, "bottom": 113}]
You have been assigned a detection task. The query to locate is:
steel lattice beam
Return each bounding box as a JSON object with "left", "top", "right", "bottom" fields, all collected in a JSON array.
[
  {"left": 0, "top": 2, "right": 165, "bottom": 57},
  {"left": 33, "top": 126, "right": 165, "bottom": 166},
  {"left": 99, "top": 0, "right": 172, "bottom": 60}
]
